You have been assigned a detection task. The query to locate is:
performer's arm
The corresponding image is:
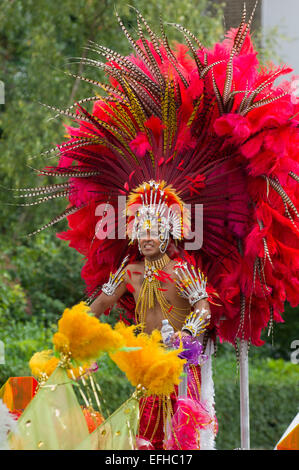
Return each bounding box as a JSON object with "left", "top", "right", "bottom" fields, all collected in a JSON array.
[
  {"left": 182, "top": 298, "right": 211, "bottom": 337},
  {"left": 90, "top": 282, "right": 128, "bottom": 318},
  {"left": 90, "top": 256, "right": 130, "bottom": 318},
  {"left": 174, "top": 260, "right": 211, "bottom": 337},
  {"left": 193, "top": 298, "right": 211, "bottom": 320}
]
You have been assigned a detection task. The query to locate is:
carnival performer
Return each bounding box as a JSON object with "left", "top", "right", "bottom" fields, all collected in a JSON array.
[
  {"left": 89, "top": 181, "right": 212, "bottom": 449},
  {"left": 90, "top": 192, "right": 210, "bottom": 337},
  {"left": 13, "top": 3, "right": 299, "bottom": 451}
]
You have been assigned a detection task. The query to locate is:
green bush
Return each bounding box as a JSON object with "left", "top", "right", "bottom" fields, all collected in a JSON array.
[
  {"left": 0, "top": 273, "right": 28, "bottom": 321},
  {"left": 0, "top": 317, "right": 55, "bottom": 384},
  {"left": 0, "top": 231, "right": 85, "bottom": 384},
  {"left": 1, "top": 231, "right": 86, "bottom": 323},
  {"left": 213, "top": 347, "right": 299, "bottom": 450}
]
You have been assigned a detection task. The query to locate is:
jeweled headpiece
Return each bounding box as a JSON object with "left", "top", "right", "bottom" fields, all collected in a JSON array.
[{"left": 127, "top": 180, "right": 190, "bottom": 253}]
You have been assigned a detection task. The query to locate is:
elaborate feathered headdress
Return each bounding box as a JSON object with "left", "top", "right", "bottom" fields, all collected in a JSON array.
[
  {"left": 126, "top": 180, "right": 189, "bottom": 253},
  {"left": 16, "top": 6, "right": 299, "bottom": 347}
]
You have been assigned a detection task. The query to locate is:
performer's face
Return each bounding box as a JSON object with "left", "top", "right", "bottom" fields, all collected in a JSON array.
[{"left": 139, "top": 223, "right": 161, "bottom": 258}]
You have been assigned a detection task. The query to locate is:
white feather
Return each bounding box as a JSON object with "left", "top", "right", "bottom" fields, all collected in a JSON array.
[{"left": 0, "top": 400, "right": 18, "bottom": 450}]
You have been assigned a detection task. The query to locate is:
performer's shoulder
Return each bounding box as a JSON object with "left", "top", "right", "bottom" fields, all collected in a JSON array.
[
  {"left": 168, "top": 259, "right": 177, "bottom": 268},
  {"left": 125, "top": 261, "right": 144, "bottom": 273},
  {"left": 166, "top": 259, "right": 179, "bottom": 276}
]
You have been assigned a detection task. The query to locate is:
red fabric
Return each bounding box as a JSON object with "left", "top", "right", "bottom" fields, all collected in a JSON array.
[
  {"left": 0, "top": 376, "right": 38, "bottom": 417},
  {"left": 138, "top": 365, "right": 201, "bottom": 450}
]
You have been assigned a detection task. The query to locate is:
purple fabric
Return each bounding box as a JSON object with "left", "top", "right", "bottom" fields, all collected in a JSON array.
[{"left": 173, "top": 336, "right": 208, "bottom": 366}]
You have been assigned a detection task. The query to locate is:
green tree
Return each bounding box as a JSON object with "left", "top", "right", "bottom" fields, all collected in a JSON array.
[
  {"left": 0, "top": 0, "right": 225, "bottom": 382},
  {"left": 0, "top": 0, "right": 224, "bottom": 238}
]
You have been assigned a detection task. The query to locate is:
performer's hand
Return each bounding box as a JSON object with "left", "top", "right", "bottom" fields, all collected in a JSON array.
[{"left": 170, "top": 330, "right": 192, "bottom": 344}]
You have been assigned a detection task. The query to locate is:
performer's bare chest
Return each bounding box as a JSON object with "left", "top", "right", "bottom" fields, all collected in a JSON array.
[{"left": 126, "top": 263, "right": 190, "bottom": 333}]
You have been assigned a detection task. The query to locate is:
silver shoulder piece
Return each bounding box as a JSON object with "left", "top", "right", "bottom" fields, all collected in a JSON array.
[
  {"left": 102, "top": 255, "right": 129, "bottom": 296},
  {"left": 174, "top": 261, "right": 208, "bottom": 306}
]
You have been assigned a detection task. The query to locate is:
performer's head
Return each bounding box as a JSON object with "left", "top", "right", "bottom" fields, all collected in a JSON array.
[
  {"left": 126, "top": 180, "right": 190, "bottom": 256},
  {"left": 138, "top": 222, "right": 162, "bottom": 260}
]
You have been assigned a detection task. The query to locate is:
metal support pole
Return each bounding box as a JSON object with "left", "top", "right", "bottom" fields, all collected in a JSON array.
[
  {"left": 239, "top": 339, "right": 250, "bottom": 450},
  {"left": 200, "top": 338, "right": 216, "bottom": 450},
  {"left": 178, "top": 364, "right": 188, "bottom": 396}
]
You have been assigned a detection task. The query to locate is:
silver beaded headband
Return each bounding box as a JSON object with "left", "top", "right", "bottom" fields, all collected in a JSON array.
[{"left": 131, "top": 181, "right": 183, "bottom": 253}]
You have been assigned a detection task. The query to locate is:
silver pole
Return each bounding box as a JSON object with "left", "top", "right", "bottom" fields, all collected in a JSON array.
[
  {"left": 239, "top": 339, "right": 250, "bottom": 450},
  {"left": 178, "top": 364, "right": 188, "bottom": 396},
  {"left": 200, "top": 338, "right": 216, "bottom": 450}
]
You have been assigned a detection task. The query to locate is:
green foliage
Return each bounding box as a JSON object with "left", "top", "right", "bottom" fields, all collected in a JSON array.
[
  {"left": 0, "top": 316, "right": 55, "bottom": 384},
  {"left": 265, "top": 304, "right": 299, "bottom": 361},
  {"left": 0, "top": 0, "right": 224, "bottom": 238},
  {"left": 0, "top": 269, "right": 27, "bottom": 320},
  {"left": 0, "top": 230, "right": 85, "bottom": 384},
  {"left": 265, "top": 357, "right": 299, "bottom": 379},
  {"left": 214, "top": 346, "right": 299, "bottom": 450},
  {"left": 0, "top": 231, "right": 86, "bottom": 321}
]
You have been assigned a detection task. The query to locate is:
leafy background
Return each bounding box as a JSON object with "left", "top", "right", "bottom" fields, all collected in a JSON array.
[{"left": 0, "top": 0, "right": 298, "bottom": 450}]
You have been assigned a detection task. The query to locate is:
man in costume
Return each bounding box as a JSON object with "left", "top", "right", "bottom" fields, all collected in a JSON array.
[
  {"left": 89, "top": 180, "right": 212, "bottom": 448},
  {"left": 17, "top": 4, "right": 299, "bottom": 450},
  {"left": 90, "top": 181, "right": 211, "bottom": 337}
]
